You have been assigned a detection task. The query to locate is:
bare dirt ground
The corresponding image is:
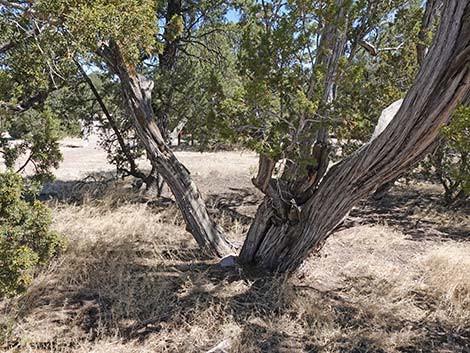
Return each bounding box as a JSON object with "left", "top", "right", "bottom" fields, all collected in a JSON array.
[{"left": 1, "top": 138, "right": 470, "bottom": 353}]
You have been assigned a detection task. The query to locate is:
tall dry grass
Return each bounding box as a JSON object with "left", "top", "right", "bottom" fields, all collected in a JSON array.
[{"left": 1, "top": 181, "right": 469, "bottom": 353}]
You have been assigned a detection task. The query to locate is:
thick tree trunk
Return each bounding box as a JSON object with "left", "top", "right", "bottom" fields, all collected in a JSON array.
[
  {"left": 100, "top": 43, "right": 234, "bottom": 257},
  {"left": 240, "top": 0, "right": 470, "bottom": 271}
]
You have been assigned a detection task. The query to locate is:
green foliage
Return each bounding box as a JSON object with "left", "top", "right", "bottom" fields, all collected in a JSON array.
[
  {"left": 333, "top": 1, "right": 422, "bottom": 149},
  {"left": 152, "top": 17, "right": 245, "bottom": 150},
  {"left": 1, "top": 108, "right": 63, "bottom": 182},
  {"left": 442, "top": 106, "right": 470, "bottom": 157},
  {"left": 422, "top": 106, "right": 470, "bottom": 202},
  {"left": 165, "top": 14, "right": 184, "bottom": 42},
  {"left": 0, "top": 172, "right": 64, "bottom": 297},
  {"left": 34, "top": 0, "right": 159, "bottom": 64},
  {"left": 227, "top": 0, "right": 420, "bottom": 167}
]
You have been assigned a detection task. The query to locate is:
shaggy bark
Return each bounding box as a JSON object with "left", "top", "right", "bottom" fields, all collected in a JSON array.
[
  {"left": 241, "top": 0, "right": 348, "bottom": 260},
  {"left": 100, "top": 42, "right": 234, "bottom": 257},
  {"left": 240, "top": 0, "right": 470, "bottom": 271}
]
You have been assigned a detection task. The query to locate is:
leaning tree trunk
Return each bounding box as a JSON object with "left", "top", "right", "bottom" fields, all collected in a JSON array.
[
  {"left": 240, "top": 0, "right": 470, "bottom": 272},
  {"left": 100, "top": 43, "right": 234, "bottom": 257}
]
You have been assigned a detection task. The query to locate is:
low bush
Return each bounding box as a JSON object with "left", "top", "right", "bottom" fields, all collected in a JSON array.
[{"left": 0, "top": 171, "right": 64, "bottom": 297}]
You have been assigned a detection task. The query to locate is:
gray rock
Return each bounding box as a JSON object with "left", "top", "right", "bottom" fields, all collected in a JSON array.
[{"left": 219, "top": 255, "right": 237, "bottom": 268}]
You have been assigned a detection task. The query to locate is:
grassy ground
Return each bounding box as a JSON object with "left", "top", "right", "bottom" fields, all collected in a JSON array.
[{"left": 1, "top": 144, "right": 470, "bottom": 352}]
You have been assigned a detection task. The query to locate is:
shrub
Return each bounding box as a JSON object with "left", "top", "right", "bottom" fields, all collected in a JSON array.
[
  {"left": 422, "top": 105, "right": 470, "bottom": 202},
  {"left": 0, "top": 171, "right": 64, "bottom": 297}
]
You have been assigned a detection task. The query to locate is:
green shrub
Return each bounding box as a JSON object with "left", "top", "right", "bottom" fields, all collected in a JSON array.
[
  {"left": 0, "top": 171, "right": 64, "bottom": 297},
  {"left": 423, "top": 105, "right": 470, "bottom": 202}
]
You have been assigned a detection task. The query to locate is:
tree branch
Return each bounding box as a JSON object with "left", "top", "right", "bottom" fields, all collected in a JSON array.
[{"left": 74, "top": 58, "right": 146, "bottom": 180}]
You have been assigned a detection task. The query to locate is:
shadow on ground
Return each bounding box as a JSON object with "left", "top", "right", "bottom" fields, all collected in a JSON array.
[
  {"left": 40, "top": 174, "right": 260, "bottom": 232},
  {"left": 342, "top": 184, "right": 470, "bottom": 242},
  {"left": 8, "top": 234, "right": 470, "bottom": 353}
]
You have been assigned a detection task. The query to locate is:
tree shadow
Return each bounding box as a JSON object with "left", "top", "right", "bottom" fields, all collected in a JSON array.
[
  {"left": 342, "top": 184, "right": 470, "bottom": 242},
  {"left": 206, "top": 187, "right": 261, "bottom": 226},
  {"left": 39, "top": 174, "right": 261, "bottom": 228},
  {"left": 9, "top": 234, "right": 470, "bottom": 353},
  {"left": 38, "top": 172, "right": 132, "bottom": 204}
]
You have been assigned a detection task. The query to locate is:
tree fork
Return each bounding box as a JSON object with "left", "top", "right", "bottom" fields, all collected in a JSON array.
[{"left": 240, "top": 0, "right": 470, "bottom": 272}]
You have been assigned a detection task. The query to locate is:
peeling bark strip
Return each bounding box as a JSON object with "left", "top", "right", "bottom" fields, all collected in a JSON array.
[
  {"left": 99, "top": 43, "right": 234, "bottom": 258},
  {"left": 240, "top": 0, "right": 470, "bottom": 272}
]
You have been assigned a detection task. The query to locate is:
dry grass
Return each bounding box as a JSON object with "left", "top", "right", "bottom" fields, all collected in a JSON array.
[
  {"left": 1, "top": 170, "right": 470, "bottom": 352},
  {"left": 419, "top": 245, "right": 470, "bottom": 320}
]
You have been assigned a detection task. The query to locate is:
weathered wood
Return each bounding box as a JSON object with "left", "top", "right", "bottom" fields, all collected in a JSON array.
[
  {"left": 252, "top": 154, "right": 276, "bottom": 194},
  {"left": 169, "top": 118, "right": 187, "bottom": 146},
  {"left": 100, "top": 42, "right": 234, "bottom": 257},
  {"left": 370, "top": 99, "right": 403, "bottom": 141},
  {"left": 240, "top": 0, "right": 470, "bottom": 271}
]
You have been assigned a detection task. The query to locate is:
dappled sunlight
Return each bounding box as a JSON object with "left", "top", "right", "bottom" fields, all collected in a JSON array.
[{"left": 2, "top": 181, "right": 469, "bottom": 352}]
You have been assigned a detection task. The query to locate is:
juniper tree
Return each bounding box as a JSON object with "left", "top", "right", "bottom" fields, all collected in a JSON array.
[{"left": 1, "top": 0, "right": 469, "bottom": 272}]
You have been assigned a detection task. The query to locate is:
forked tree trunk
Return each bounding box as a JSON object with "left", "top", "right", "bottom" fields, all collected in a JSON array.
[
  {"left": 100, "top": 43, "right": 234, "bottom": 257},
  {"left": 240, "top": 0, "right": 470, "bottom": 271},
  {"left": 251, "top": 0, "right": 348, "bottom": 205}
]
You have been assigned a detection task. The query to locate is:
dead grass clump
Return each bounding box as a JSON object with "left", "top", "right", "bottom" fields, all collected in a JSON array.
[{"left": 419, "top": 245, "right": 470, "bottom": 321}]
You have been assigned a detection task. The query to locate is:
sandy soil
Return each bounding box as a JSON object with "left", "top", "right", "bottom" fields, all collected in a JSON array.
[
  {"left": 54, "top": 137, "right": 259, "bottom": 196},
  {"left": 1, "top": 135, "right": 258, "bottom": 187}
]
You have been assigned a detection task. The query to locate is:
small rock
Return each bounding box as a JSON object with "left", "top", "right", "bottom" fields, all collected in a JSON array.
[{"left": 219, "top": 255, "right": 237, "bottom": 268}]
